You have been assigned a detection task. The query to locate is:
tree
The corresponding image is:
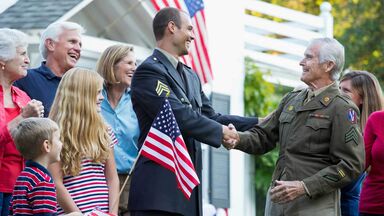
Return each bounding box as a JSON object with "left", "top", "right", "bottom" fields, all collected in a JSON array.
[{"left": 244, "top": 57, "right": 291, "bottom": 215}]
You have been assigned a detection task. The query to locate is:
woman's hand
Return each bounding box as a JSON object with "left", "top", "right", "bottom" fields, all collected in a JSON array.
[{"left": 21, "top": 99, "right": 44, "bottom": 118}]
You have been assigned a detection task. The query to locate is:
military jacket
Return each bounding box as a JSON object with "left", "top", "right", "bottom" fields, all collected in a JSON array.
[
  {"left": 236, "top": 82, "right": 365, "bottom": 198},
  {"left": 129, "top": 49, "right": 258, "bottom": 216}
]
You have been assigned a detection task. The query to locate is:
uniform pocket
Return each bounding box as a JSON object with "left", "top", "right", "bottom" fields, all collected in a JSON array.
[
  {"left": 305, "top": 117, "right": 331, "bottom": 153},
  {"left": 305, "top": 118, "right": 331, "bottom": 130},
  {"left": 279, "top": 112, "right": 295, "bottom": 123}
]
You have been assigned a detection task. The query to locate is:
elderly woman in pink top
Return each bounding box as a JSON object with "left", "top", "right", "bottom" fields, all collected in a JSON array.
[{"left": 0, "top": 28, "right": 44, "bottom": 215}]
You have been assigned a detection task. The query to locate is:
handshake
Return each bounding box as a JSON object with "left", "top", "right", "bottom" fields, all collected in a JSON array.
[{"left": 222, "top": 124, "right": 240, "bottom": 150}]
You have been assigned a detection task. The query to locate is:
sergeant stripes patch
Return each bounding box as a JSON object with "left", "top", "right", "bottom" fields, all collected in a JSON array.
[
  {"left": 345, "top": 127, "right": 359, "bottom": 145},
  {"left": 156, "top": 80, "right": 170, "bottom": 97}
]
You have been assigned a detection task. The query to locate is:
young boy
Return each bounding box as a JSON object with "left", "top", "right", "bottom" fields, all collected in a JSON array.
[{"left": 9, "top": 117, "right": 62, "bottom": 215}]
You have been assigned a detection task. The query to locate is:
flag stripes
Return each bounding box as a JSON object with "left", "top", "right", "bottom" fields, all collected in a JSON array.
[
  {"left": 140, "top": 99, "right": 200, "bottom": 198},
  {"left": 150, "top": 0, "right": 213, "bottom": 84}
]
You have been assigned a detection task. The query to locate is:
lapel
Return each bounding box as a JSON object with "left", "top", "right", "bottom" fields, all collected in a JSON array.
[
  {"left": 153, "top": 50, "right": 187, "bottom": 95},
  {"left": 296, "top": 82, "right": 339, "bottom": 112},
  {"left": 152, "top": 50, "right": 192, "bottom": 105}
]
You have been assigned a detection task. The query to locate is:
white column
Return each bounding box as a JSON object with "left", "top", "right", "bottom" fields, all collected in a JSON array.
[
  {"left": 320, "top": 2, "right": 333, "bottom": 38},
  {"left": 205, "top": 0, "right": 255, "bottom": 215}
]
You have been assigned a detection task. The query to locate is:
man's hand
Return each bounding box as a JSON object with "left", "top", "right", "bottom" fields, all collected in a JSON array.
[
  {"left": 222, "top": 124, "right": 239, "bottom": 150},
  {"left": 270, "top": 180, "right": 306, "bottom": 204}
]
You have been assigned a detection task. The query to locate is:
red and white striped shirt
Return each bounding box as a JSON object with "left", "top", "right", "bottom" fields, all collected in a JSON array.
[{"left": 57, "top": 128, "right": 117, "bottom": 215}]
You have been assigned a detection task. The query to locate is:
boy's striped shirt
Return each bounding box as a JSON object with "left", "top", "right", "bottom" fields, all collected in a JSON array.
[{"left": 10, "top": 160, "right": 57, "bottom": 215}]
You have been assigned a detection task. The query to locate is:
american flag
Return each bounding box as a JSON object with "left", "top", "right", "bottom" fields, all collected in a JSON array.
[
  {"left": 150, "top": 0, "right": 213, "bottom": 84},
  {"left": 140, "top": 99, "right": 200, "bottom": 198}
]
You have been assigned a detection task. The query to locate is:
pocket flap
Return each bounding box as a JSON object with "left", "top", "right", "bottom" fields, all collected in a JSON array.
[
  {"left": 305, "top": 118, "right": 331, "bottom": 130},
  {"left": 279, "top": 113, "right": 295, "bottom": 123}
]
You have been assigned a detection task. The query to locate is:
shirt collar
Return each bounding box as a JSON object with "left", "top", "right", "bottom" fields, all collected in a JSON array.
[
  {"left": 156, "top": 47, "right": 178, "bottom": 69},
  {"left": 38, "top": 61, "right": 61, "bottom": 80},
  {"left": 309, "top": 82, "right": 335, "bottom": 97},
  {"left": 25, "top": 160, "right": 53, "bottom": 178}
]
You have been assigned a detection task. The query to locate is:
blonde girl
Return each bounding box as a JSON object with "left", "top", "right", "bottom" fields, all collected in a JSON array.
[{"left": 48, "top": 68, "right": 119, "bottom": 215}]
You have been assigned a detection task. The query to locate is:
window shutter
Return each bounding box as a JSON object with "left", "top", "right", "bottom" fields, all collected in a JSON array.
[{"left": 209, "top": 92, "right": 230, "bottom": 208}]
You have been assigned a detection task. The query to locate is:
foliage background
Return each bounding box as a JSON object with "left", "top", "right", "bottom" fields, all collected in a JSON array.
[{"left": 244, "top": 57, "right": 291, "bottom": 215}]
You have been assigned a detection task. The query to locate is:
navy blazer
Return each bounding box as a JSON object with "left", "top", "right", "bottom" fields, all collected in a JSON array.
[{"left": 129, "top": 49, "right": 258, "bottom": 216}]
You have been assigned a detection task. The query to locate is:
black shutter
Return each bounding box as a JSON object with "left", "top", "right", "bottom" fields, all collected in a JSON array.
[{"left": 209, "top": 92, "right": 230, "bottom": 208}]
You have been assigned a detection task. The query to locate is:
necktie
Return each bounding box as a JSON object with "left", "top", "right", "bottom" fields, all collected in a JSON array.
[
  {"left": 305, "top": 90, "right": 315, "bottom": 104},
  {"left": 176, "top": 62, "right": 186, "bottom": 86}
]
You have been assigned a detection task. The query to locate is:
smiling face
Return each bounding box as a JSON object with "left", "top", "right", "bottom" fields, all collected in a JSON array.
[
  {"left": 173, "top": 12, "right": 195, "bottom": 56},
  {"left": 299, "top": 43, "right": 333, "bottom": 89},
  {"left": 4, "top": 46, "right": 30, "bottom": 81},
  {"left": 340, "top": 79, "right": 362, "bottom": 107},
  {"left": 96, "top": 81, "right": 104, "bottom": 113},
  {"left": 49, "top": 129, "right": 63, "bottom": 163},
  {"left": 49, "top": 29, "right": 82, "bottom": 73},
  {"left": 114, "top": 52, "right": 137, "bottom": 87}
]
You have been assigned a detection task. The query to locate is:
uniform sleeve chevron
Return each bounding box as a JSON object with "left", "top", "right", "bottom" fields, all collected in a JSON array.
[
  {"left": 156, "top": 80, "right": 170, "bottom": 97},
  {"left": 345, "top": 127, "right": 359, "bottom": 145}
]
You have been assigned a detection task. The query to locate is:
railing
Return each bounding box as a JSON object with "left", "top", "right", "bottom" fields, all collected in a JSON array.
[{"left": 244, "top": 0, "right": 333, "bottom": 87}]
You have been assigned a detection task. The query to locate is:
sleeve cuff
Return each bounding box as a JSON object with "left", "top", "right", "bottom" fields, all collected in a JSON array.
[{"left": 301, "top": 181, "right": 311, "bottom": 197}]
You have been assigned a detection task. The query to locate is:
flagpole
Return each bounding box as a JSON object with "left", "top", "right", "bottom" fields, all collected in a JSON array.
[
  {"left": 111, "top": 98, "right": 168, "bottom": 211},
  {"left": 111, "top": 143, "right": 145, "bottom": 212}
]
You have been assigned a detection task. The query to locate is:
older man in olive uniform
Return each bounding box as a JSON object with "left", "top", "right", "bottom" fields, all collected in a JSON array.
[{"left": 230, "top": 38, "right": 365, "bottom": 215}]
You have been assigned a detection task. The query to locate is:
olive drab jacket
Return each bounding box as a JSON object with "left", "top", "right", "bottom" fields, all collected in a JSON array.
[{"left": 236, "top": 82, "right": 365, "bottom": 198}]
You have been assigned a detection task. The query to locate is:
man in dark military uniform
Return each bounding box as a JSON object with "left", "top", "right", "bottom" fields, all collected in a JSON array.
[
  {"left": 128, "top": 7, "right": 259, "bottom": 216},
  {"left": 229, "top": 38, "right": 365, "bottom": 215}
]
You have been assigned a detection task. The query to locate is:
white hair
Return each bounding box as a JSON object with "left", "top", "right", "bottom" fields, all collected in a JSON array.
[
  {"left": 0, "top": 28, "right": 29, "bottom": 61},
  {"left": 39, "top": 21, "right": 85, "bottom": 60},
  {"left": 309, "top": 38, "right": 345, "bottom": 81}
]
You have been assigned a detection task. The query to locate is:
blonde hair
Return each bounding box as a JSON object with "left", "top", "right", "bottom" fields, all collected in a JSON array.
[
  {"left": 49, "top": 68, "right": 110, "bottom": 176},
  {"left": 340, "top": 70, "right": 384, "bottom": 129},
  {"left": 12, "top": 118, "right": 58, "bottom": 160},
  {"left": 96, "top": 44, "right": 134, "bottom": 86}
]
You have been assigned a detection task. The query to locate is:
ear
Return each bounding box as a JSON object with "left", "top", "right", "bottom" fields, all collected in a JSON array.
[
  {"left": 42, "top": 140, "right": 51, "bottom": 153},
  {"left": 324, "top": 61, "right": 336, "bottom": 74},
  {"left": 167, "top": 21, "right": 177, "bottom": 34},
  {"left": 45, "top": 38, "right": 55, "bottom": 52}
]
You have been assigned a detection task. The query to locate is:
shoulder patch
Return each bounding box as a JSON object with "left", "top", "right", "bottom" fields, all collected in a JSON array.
[
  {"left": 156, "top": 80, "right": 170, "bottom": 97},
  {"left": 347, "top": 108, "right": 357, "bottom": 124},
  {"left": 336, "top": 94, "right": 354, "bottom": 105}
]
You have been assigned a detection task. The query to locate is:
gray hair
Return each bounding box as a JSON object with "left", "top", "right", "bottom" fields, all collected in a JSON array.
[
  {"left": 39, "top": 21, "right": 85, "bottom": 60},
  {"left": 309, "top": 38, "right": 345, "bottom": 81},
  {"left": 0, "top": 28, "right": 29, "bottom": 61}
]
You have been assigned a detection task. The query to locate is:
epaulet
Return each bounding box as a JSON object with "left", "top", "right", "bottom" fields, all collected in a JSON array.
[
  {"left": 288, "top": 88, "right": 304, "bottom": 97},
  {"left": 291, "top": 89, "right": 302, "bottom": 93},
  {"left": 336, "top": 94, "right": 354, "bottom": 105},
  {"left": 150, "top": 56, "right": 159, "bottom": 63}
]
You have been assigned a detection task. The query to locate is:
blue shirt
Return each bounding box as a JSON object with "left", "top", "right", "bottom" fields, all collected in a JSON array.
[
  {"left": 14, "top": 62, "right": 61, "bottom": 117},
  {"left": 101, "top": 88, "right": 139, "bottom": 173}
]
